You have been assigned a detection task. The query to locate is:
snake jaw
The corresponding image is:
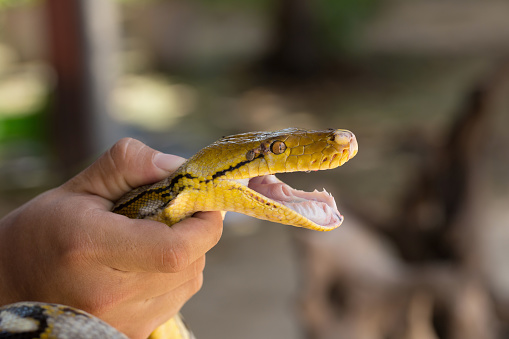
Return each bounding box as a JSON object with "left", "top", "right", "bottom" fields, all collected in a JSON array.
[{"left": 233, "top": 174, "right": 343, "bottom": 230}]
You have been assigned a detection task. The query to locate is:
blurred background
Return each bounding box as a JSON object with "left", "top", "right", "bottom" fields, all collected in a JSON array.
[{"left": 1, "top": 0, "right": 509, "bottom": 338}]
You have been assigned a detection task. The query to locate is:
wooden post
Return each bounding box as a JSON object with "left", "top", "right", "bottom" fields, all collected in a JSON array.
[{"left": 45, "top": 0, "right": 119, "bottom": 176}]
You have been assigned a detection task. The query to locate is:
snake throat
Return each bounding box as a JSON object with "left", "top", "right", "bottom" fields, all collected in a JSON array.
[{"left": 234, "top": 174, "right": 343, "bottom": 229}]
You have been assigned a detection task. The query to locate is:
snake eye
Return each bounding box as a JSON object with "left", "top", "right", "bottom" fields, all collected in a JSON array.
[{"left": 270, "top": 140, "right": 287, "bottom": 155}]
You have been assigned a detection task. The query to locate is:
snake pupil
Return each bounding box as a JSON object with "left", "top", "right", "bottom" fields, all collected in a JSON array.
[{"left": 270, "top": 140, "right": 286, "bottom": 155}]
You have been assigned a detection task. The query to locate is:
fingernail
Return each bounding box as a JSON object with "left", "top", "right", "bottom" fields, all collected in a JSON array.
[{"left": 153, "top": 153, "right": 186, "bottom": 173}]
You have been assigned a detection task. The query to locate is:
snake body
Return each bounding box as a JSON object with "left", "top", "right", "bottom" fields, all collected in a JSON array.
[{"left": 0, "top": 128, "right": 358, "bottom": 339}]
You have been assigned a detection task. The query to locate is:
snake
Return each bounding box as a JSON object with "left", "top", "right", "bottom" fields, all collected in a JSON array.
[{"left": 0, "top": 128, "right": 358, "bottom": 339}]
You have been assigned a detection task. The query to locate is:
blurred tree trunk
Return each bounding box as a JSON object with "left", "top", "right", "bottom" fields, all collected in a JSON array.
[
  {"left": 262, "top": 0, "right": 324, "bottom": 76},
  {"left": 46, "top": 0, "right": 91, "bottom": 174},
  {"left": 46, "top": 0, "right": 119, "bottom": 176}
]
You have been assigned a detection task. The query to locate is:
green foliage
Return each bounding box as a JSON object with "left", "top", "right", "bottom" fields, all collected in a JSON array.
[
  {"left": 0, "top": 111, "right": 46, "bottom": 143},
  {"left": 0, "top": 0, "right": 39, "bottom": 9},
  {"left": 193, "top": 0, "right": 274, "bottom": 12}
]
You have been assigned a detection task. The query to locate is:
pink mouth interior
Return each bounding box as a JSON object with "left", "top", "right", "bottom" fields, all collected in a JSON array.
[{"left": 247, "top": 175, "right": 343, "bottom": 228}]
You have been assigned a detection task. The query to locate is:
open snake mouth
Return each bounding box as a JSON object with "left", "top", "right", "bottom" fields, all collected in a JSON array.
[{"left": 235, "top": 175, "right": 342, "bottom": 229}]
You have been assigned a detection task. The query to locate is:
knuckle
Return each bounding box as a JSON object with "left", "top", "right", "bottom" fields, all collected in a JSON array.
[
  {"left": 111, "top": 137, "right": 138, "bottom": 155},
  {"left": 109, "top": 138, "right": 130, "bottom": 164},
  {"left": 161, "top": 243, "right": 189, "bottom": 273},
  {"left": 109, "top": 138, "right": 141, "bottom": 167},
  {"left": 106, "top": 138, "right": 151, "bottom": 190},
  {"left": 108, "top": 138, "right": 159, "bottom": 184}
]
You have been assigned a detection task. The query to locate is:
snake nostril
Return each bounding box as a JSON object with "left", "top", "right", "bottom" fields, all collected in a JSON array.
[
  {"left": 333, "top": 130, "right": 358, "bottom": 160},
  {"left": 333, "top": 131, "right": 353, "bottom": 145}
]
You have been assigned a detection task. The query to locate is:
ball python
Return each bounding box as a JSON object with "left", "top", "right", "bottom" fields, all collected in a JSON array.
[{"left": 0, "top": 128, "right": 358, "bottom": 339}]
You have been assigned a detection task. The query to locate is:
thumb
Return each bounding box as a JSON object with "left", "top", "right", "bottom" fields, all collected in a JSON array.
[{"left": 63, "top": 138, "right": 186, "bottom": 202}]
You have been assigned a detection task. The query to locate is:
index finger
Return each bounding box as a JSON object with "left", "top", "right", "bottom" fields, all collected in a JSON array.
[{"left": 96, "top": 211, "right": 223, "bottom": 273}]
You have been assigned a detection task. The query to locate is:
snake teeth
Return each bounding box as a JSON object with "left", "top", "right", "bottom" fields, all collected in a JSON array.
[{"left": 245, "top": 175, "right": 343, "bottom": 229}]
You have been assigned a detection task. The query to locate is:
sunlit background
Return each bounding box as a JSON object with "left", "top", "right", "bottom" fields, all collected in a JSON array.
[{"left": 1, "top": 0, "right": 509, "bottom": 338}]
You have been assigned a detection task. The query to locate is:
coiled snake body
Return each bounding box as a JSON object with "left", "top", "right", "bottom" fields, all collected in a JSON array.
[{"left": 0, "top": 128, "right": 358, "bottom": 339}]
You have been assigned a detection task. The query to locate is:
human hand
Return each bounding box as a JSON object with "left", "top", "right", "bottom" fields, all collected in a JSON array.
[{"left": 0, "top": 138, "right": 223, "bottom": 339}]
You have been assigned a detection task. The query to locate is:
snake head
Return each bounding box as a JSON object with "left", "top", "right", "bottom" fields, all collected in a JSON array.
[
  {"left": 177, "top": 128, "right": 358, "bottom": 231},
  {"left": 186, "top": 128, "right": 358, "bottom": 179}
]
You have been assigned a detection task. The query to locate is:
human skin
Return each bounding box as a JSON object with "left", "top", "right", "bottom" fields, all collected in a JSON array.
[{"left": 0, "top": 138, "right": 224, "bottom": 339}]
